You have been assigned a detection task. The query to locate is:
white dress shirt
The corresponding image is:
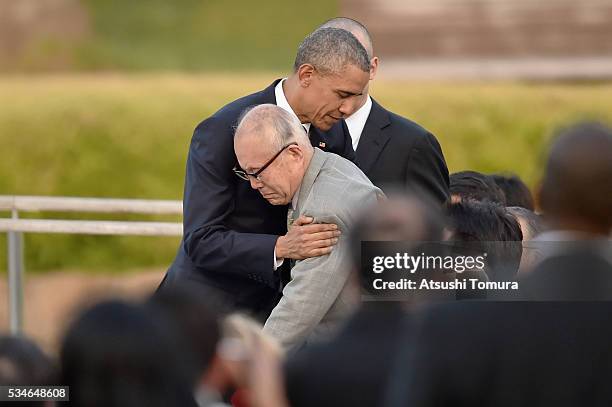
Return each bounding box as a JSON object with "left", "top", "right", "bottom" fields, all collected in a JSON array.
[
  {"left": 344, "top": 95, "right": 372, "bottom": 150},
  {"left": 275, "top": 79, "right": 310, "bottom": 133},
  {"left": 273, "top": 79, "right": 308, "bottom": 270}
]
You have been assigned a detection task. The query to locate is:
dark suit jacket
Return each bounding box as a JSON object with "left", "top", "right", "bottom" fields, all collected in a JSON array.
[
  {"left": 161, "top": 80, "right": 353, "bottom": 320},
  {"left": 285, "top": 303, "right": 408, "bottom": 407},
  {"left": 356, "top": 99, "right": 449, "bottom": 204}
]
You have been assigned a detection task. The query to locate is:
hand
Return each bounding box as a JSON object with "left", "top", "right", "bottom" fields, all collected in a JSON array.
[
  {"left": 246, "top": 336, "right": 288, "bottom": 407},
  {"left": 275, "top": 216, "right": 341, "bottom": 260}
]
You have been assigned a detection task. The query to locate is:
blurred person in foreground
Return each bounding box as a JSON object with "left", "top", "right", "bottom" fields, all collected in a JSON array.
[
  {"left": 491, "top": 173, "right": 535, "bottom": 210},
  {"left": 234, "top": 104, "right": 383, "bottom": 350},
  {"left": 316, "top": 18, "right": 450, "bottom": 202},
  {"left": 521, "top": 121, "right": 612, "bottom": 299},
  {"left": 161, "top": 27, "right": 371, "bottom": 321},
  {"left": 0, "top": 335, "right": 56, "bottom": 407},
  {"left": 450, "top": 170, "right": 506, "bottom": 204},
  {"left": 384, "top": 123, "right": 612, "bottom": 407},
  {"left": 284, "top": 193, "right": 445, "bottom": 407},
  {"left": 219, "top": 314, "right": 284, "bottom": 407},
  {"left": 148, "top": 285, "right": 230, "bottom": 407},
  {"left": 60, "top": 300, "right": 196, "bottom": 407}
]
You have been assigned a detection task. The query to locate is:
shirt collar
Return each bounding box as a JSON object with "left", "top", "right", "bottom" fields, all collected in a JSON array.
[
  {"left": 275, "top": 78, "right": 310, "bottom": 132},
  {"left": 344, "top": 95, "right": 372, "bottom": 150}
]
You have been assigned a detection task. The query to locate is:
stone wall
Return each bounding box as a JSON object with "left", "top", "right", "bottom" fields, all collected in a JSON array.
[{"left": 342, "top": 0, "right": 612, "bottom": 59}]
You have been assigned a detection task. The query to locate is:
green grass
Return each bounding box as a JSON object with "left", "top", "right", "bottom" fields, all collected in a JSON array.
[
  {"left": 13, "top": 0, "right": 337, "bottom": 72},
  {"left": 1, "top": 74, "right": 611, "bottom": 272}
]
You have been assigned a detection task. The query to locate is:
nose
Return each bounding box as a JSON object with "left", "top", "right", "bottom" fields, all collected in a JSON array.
[
  {"left": 249, "top": 176, "right": 263, "bottom": 190},
  {"left": 338, "top": 100, "right": 353, "bottom": 117}
]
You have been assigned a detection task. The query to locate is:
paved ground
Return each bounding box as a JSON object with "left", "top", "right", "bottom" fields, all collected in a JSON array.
[{"left": 0, "top": 269, "right": 165, "bottom": 354}]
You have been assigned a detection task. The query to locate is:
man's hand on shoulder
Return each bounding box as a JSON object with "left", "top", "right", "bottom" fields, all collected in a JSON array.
[{"left": 275, "top": 216, "right": 341, "bottom": 260}]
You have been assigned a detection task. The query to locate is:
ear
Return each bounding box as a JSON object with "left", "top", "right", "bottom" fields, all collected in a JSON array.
[
  {"left": 286, "top": 144, "right": 304, "bottom": 161},
  {"left": 369, "top": 57, "right": 379, "bottom": 80},
  {"left": 297, "top": 64, "right": 316, "bottom": 88}
]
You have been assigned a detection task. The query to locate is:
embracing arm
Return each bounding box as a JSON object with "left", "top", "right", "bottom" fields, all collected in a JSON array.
[{"left": 182, "top": 117, "right": 281, "bottom": 287}]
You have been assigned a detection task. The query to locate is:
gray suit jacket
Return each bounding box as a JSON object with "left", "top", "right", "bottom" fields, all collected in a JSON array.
[{"left": 263, "top": 148, "right": 384, "bottom": 349}]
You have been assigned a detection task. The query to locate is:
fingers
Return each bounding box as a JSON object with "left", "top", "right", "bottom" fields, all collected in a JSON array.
[
  {"left": 304, "top": 230, "right": 341, "bottom": 242},
  {"left": 300, "top": 222, "right": 339, "bottom": 234},
  {"left": 293, "top": 215, "right": 314, "bottom": 226}
]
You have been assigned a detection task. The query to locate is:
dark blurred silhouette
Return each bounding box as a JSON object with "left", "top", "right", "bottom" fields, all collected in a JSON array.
[
  {"left": 522, "top": 121, "right": 612, "bottom": 299},
  {"left": 60, "top": 300, "right": 197, "bottom": 407},
  {"left": 148, "top": 284, "right": 229, "bottom": 406},
  {"left": 385, "top": 122, "right": 612, "bottom": 407},
  {"left": 0, "top": 335, "right": 56, "bottom": 407}
]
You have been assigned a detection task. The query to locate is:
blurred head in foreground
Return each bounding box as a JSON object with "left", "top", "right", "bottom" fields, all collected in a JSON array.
[
  {"left": 60, "top": 300, "right": 195, "bottom": 407},
  {"left": 147, "top": 284, "right": 224, "bottom": 398},
  {"left": 539, "top": 121, "right": 612, "bottom": 236},
  {"left": 349, "top": 191, "right": 446, "bottom": 299}
]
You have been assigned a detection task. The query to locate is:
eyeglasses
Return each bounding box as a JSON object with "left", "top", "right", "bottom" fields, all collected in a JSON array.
[{"left": 233, "top": 142, "right": 298, "bottom": 181}]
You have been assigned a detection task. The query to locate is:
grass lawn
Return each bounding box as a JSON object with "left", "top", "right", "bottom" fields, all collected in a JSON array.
[{"left": 1, "top": 73, "right": 611, "bottom": 271}]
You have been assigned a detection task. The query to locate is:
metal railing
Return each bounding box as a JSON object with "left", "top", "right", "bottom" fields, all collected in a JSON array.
[{"left": 0, "top": 195, "right": 183, "bottom": 335}]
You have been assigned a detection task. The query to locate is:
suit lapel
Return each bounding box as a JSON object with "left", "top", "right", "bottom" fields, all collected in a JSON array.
[
  {"left": 295, "top": 148, "right": 327, "bottom": 216},
  {"left": 355, "top": 99, "right": 391, "bottom": 175},
  {"left": 267, "top": 78, "right": 282, "bottom": 104}
]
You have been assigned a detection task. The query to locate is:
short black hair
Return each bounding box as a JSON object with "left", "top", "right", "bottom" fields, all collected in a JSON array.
[
  {"left": 447, "top": 200, "right": 523, "bottom": 281},
  {"left": 450, "top": 170, "right": 506, "bottom": 205},
  {"left": 491, "top": 173, "right": 534, "bottom": 210},
  {"left": 317, "top": 17, "right": 373, "bottom": 58},
  {"left": 294, "top": 27, "right": 370, "bottom": 75}
]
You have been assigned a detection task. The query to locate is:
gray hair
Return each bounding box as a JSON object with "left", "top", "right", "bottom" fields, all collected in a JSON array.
[
  {"left": 293, "top": 27, "right": 370, "bottom": 75},
  {"left": 235, "top": 104, "right": 311, "bottom": 153},
  {"left": 317, "top": 17, "right": 373, "bottom": 59}
]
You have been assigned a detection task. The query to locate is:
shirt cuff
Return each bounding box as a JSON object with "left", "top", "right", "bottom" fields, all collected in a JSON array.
[{"left": 273, "top": 248, "right": 285, "bottom": 270}]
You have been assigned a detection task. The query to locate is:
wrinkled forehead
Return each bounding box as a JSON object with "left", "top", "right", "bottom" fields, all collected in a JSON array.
[{"left": 235, "top": 127, "right": 275, "bottom": 169}]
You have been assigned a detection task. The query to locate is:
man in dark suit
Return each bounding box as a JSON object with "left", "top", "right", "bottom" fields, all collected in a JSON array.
[
  {"left": 161, "top": 28, "right": 371, "bottom": 320},
  {"left": 318, "top": 18, "right": 450, "bottom": 203},
  {"left": 284, "top": 193, "right": 446, "bottom": 407}
]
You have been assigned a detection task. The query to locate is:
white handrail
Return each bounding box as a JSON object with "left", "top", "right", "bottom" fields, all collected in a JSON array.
[
  {"left": 0, "top": 195, "right": 182, "bottom": 214},
  {"left": 0, "top": 219, "right": 182, "bottom": 236},
  {"left": 2, "top": 195, "right": 184, "bottom": 336}
]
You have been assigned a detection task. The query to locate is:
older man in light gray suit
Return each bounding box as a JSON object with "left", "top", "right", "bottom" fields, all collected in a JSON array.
[{"left": 234, "top": 104, "right": 384, "bottom": 349}]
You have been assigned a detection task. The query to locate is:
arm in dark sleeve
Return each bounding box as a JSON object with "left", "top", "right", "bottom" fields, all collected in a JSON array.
[
  {"left": 405, "top": 131, "right": 450, "bottom": 205},
  {"left": 181, "top": 117, "right": 279, "bottom": 288}
]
